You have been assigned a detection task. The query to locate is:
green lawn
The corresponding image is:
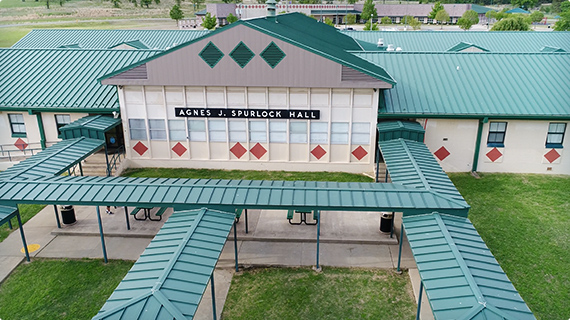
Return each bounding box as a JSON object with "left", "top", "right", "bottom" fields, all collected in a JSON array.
[
  {"left": 449, "top": 173, "right": 570, "bottom": 320},
  {"left": 122, "top": 167, "right": 374, "bottom": 182},
  {"left": 0, "top": 204, "right": 46, "bottom": 243},
  {"left": 222, "top": 267, "right": 416, "bottom": 320},
  {"left": 0, "top": 258, "right": 133, "bottom": 320}
]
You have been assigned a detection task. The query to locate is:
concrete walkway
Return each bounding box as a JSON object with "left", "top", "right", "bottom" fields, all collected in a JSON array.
[{"left": 0, "top": 205, "right": 433, "bottom": 320}]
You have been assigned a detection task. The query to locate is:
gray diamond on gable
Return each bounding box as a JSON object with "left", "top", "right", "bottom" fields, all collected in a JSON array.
[
  {"left": 199, "top": 42, "right": 224, "bottom": 68},
  {"left": 230, "top": 42, "right": 255, "bottom": 68},
  {"left": 260, "top": 42, "right": 286, "bottom": 69}
]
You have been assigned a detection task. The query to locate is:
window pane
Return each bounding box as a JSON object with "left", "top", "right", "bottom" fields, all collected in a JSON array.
[
  {"left": 331, "top": 122, "right": 349, "bottom": 133},
  {"left": 549, "top": 123, "right": 566, "bottom": 133},
  {"left": 547, "top": 134, "right": 563, "bottom": 144},
  {"left": 189, "top": 132, "right": 207, "bottom": 141},
  {"left": 290, "top": 122, "right": 307, "bottom": 143},
  {"left": 352, "top": 122, "right": 369, "bottom": 133},
  {"left": 270, "top": 132, "right": 287, "bottom": 143},
  {"left": 208, "top": 120, "right": 226, "bottom": 142},
  {"left": 269, "top": 121, "right": 287, "bottom": 143},
  {"left": 249, "top": 121, "right": 266, "bottom": 131},
  {"left": 129, "top": 119, "right": 146, "bottom": 129},
  {"left": 168, "top": 120, "right": 186, "bottom": 141},
  {"left": 310, "top": 122, "right": 328, "bottom": 144},
  {"left": 269, "top": 121, "right": 286, "bottom": 132},
  {"left": 229, "top": 120, "right": 246, "bottom": 131},
  {"left": 129, "top": 119, "right": 146, "bottom": 140},
  {"left": 208, "top": 120, "right": 226, "bottom": 131},
  {"left": 352, "top": 122, "right": 370, "bottom": 144},
  {"left": 331, "top": 133, "right": 348, "bottom": 144},
  {"left": 149, "top": 119, "right": 166, "bottom": 140},
  {"left": 352, "top": 133, "right": 370, "bottom": 145},
  {"left": 230, "top": 131, "right": 247, "bottom": 142},
  {"left": 249, "top": 121, "right": 267, "bottom": 143},
  {"left": 188, "top": 120, "right": 206, "bottom": 131}
]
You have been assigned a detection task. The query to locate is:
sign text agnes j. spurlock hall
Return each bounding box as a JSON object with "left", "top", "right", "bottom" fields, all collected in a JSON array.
[{"left": 175, "top": 108, "right": 320, "bottom": 120}]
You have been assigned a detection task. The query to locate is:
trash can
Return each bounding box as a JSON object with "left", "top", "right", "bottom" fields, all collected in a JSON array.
[
  {"left": 60, "top": 205, "right": 76, "bottom": 225},
  {"left": 380, "top": 212, "right": 393, "bottom": 233}
]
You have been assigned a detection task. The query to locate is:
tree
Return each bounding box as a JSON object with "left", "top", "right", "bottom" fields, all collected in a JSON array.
[
  {"left": 347, "top": 0, "right": 357, "bottom": 4},
  {"left": 490, "top": 14, "right": 531, "bottom": 30},
  {"left": 561, "top": 1, "right": 570, "bottom": 12},
  {"left": 457, "top": 17, "right": 474, "bottom": 30},
  {"left": 324, "top": 17, "right": 334, "bottom": 26},
  {"left": 511, "top": 0, "right": 537, "bottom": 10},
  {"left": 428, "top": 1, "right": 444, "bottom": 19},
  {"left": 170, "top": 5, "right": 184, "bottom": 23},
  {"left": 458, "top": 9, "right": 479, "bottom": 30},
  {"left": 435, "top": 9, "right": 450, "bottom": 28},
  {"left": 485, "top": 10, "right": 496, "bottom": 22},
  {"left": 346, "top": 13, "right": 356, "bottom": 24},
  {"left": 111, "top": 0, "right": 121, "bottom": 7},
  {"left": 381, "top": 16, "right": 392, "bottom": 24},
  {"left": 361, "top": 0, "right": 378, "bottom": 21},
  {"left": 154, "top": 0, "right": 160, "bottom": 4},
  {"left": 408, "top": 16, "right": 422, "bottom": 30},
  {"left": 363, "top": 19, "right": 379, "bottom": 30},
  {"left": 190, "top": 0, "right": 204, "bottom": 13},
  {"left": 529, "top": 10, "right": 544, "bottom": 23},
  {"left": 551, "top": 0, "right": 561, "bottom": 12},
  {"left": 227, "top": 13, "right": 238, "bottom": 24},
  {"left": 201, "top": 12, "right": 217, "bottom": 30},
  {"left": 554, "top": 11, "right": 570, "bottom": 30},
  {"left": 141, "top": 0, "right": 151, "bottom": 7}
]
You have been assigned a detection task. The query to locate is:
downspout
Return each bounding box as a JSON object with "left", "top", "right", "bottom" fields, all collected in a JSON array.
[
  {"left": 30, "top": 110, "right": 46, "bottom": 150},
  {"left": 471, "top": 117, "right": 487, "bottom": 172}
]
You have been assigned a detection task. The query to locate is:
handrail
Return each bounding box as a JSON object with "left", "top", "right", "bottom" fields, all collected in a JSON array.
[
  {"left": 106, "top": 145, "right": 125, "bottom": 177},
  {"left": 0, "top": 141, "right": 58, "bottom": 162}
]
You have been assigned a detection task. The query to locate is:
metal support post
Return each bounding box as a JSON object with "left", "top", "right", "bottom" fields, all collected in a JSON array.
[
  {"left": 233, "top": 220, "right": 239, "bottom": 272},
  {"left": 8, "top": 219, "right": 12, "bottom": 229},
  {"left": 96, "top": 207, "right": 108, "bottom": 263},
  {"left": 104, "top": 146, "right": 110, "bottom": 177},
  {"left": 397, "top": 222, "right": 404, "bottom": 272},
  {"left": 17, "top": 213, "right": 30, "bottom": 262},
  {"left": 79, "top": 162, "right": 84, "bottom": 176},
  {"left": 316, "top": 211, "right": 321, "bottom": 270},
  {"left": 416, "top": 281, "right": 423, "bottom": 320},
  {"left": 385, "top": 169, "right": 389, "bottom": 182},
  {"left": 244, "top": 209, "right": 248, "bottom": 234},
  {"left": 53, "top": 205, "right": 61, "bottom": 229},
  {"left": 210, "top": 273, "right": 217, "bottom": 320},
  {"left": 124, "top": 206, "right": 130, "bottom": 230},
  {"left": 390, "top": 212, "right": 395, "bottom": 238},
  {"left": 375, "top": 147, "right": 380, "bottom": 182}
]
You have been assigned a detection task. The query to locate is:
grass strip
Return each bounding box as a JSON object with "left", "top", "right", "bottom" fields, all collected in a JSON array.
[
  {"left": 222, "top": 267, "right": 416, "bottom": 320},
  {"left": 0, "top": 258, "right": 133, "bottom": 320}
]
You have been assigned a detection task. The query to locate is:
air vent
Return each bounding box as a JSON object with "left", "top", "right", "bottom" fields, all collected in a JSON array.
[
  {"left": 230, "top": 42, "right": 255, "bottom": 68},
  {"left": 199, "top": 42, "right": 224, "bottom": 68},
  {"left": 260, "top": 42, "right": 286, "bottom": 69},
  {"left": 113, "top": 64, "right": 148, "bottom": 80},
  {"left": 341, "top": 66, "right": 379, "bottom": 82}
]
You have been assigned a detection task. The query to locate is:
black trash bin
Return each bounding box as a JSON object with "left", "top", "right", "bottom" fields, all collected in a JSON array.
[
  {"left": 60, "top": 205, "right": 76, "bottom": 225},
  {"left": 380, "top": 212, "right": 393, "bottom": 233}
]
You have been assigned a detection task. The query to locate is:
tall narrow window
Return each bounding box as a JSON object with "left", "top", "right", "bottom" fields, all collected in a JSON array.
[
  {"left": 269, "top": 121, "right": 287, "bottom": 143},
  {"left": 129, "top": 119, "right": 147, "bottom": 140},
  {"left": 351, "top": 122, "right": 370, "bottom": 145},
  {"left": 290, "top": 122, "right": 307, "bottom": 143},
  {"left": 546, "top": 123, "right": 566, "bottom": 148},
  {"left": 54, "top": 114, "right": 71, "bottom": 137},
  {"left": 229, "top": 120, "right": 247, "bottom": 142},
  {"left": 148, "top": 119, "right": 166, "bottom": 140},
  {"left": 188, "top": 119, "right": 206, "bottom": 141},
  {"left": 487, "top": 122, "right": 507, "bottom": 147},
  {"left": 331, "top": 122, "right": 349, "bottom": 144},
  {"left": 208, "top": 120, "right": 226, "bottom": 142},
  {"left": 168, "top": 120, "right": 186, "bottom": 141},
  {"left": 310, "top": 122, "right": 328, "bottom": 144},
  {"left": 8, "top": 114, "right": 26, "bottom": 137},
  {"left": 249, "top": 121, "right": 267, "bottom": 143}
]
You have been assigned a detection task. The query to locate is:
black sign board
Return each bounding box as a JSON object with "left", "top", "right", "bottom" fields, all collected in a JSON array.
[{"left": 175, "top": 108, "right": 320, "bottom": 120}]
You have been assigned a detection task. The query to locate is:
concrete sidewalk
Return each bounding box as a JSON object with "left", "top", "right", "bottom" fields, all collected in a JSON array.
[{"left": 0, "top": 205, "right": 433, "bottom": 320}]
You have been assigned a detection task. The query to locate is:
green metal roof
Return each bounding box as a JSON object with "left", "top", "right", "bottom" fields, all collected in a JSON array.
[
  {"left": 0, "top": 205, "right": 18, "bottom": 226},
  {"left": 94, "top": 208, "right": 235, "bottom": 320},
  {"left": 60, "top": 115, "right": 122, "bottom": 140},
  {"left": 109, "top": 39, "right": 149, "bottom": 50},
  {"left": 447, "top": 42, "right": 490, "bottom": 52},
  {"left": 506, "top": 8, "right": 530, "bottom": 14},
  {"left": 12, "top": 29, "right": 210, "bottom": 50},
  {"left": 379, "top": 138, "right": 468, "bottom": 211},
  {"left": 357, "top": 52, "right": 570, "bottom": 119},
  {"left": 470, "top": 4, "right": 494, "bottom": 14},
  {"left": 58, "top": 43, "right": 81, "bottom": 49},
  {"left": 403, "top": 213, "right": 535, "bottom": 320},
  {"left": 343, "top": 31, "right": 570, "bottom": 53},
  {"left": 0, "top": 48, "right": 160, "bottom": 112},
  {"left": 0, "top": 137, "right": 104, "bottom": 181},
  {"left": 0, "top": 175, "right": 469, "bottom": 215},
  {"left": 377, "top": 120, "right": 425, "bottom": 142},
  {"left": 100, "top": 13, "right": 397, "bottom": 86}
]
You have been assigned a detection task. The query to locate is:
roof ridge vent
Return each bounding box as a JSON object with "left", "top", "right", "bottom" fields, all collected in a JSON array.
[
  {"left": 377, "top": 38, "right": 384, "bottom": 47},
  {"left": 386, "top": 44, "right": 395, "bottom": 52}
]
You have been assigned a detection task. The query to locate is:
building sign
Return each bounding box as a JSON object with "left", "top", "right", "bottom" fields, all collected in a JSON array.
[{"left": 175, "top": 108, "right": 320, "bottom": 120}]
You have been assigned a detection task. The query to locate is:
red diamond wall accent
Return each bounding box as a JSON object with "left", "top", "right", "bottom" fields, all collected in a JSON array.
[
  {"left": 486, "top": 147, "right": 502, "bottom": 162},
  {"left": 172, "top": 142, "right": 187, "bottom": 157},
  {"left": 352, "top": 146, "right": 368, "bottom": 161},
  {"left": 544, "top": 149, "right": 561, "bottom": 163},
  {"left": 250, "top": 143, "right": 267, "bottom": 159},
  {"left": 311, "top": 145, "right": 326, "bottom": 160},
  {"left": 14, "top": 138, "right": 28, "bottom": 151},
  {"left": 133, "top": 141, "right": 148, "bottom": 156},
  {"left": 434, "top": 146, "right": 450, "bottom": 161},
  {"left": 230, "top": 142, "right": 247, "bottom": 159}
]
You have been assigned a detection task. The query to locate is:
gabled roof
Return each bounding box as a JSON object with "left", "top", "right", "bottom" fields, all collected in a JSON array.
[
  {"left": 357, "top": 52, "right": 570, "bottom": 118},
  {"left": 470, "top": 4, "right": 495, "bottom": 14},
  {"left": 100, "top": 13, "right": 396, "bottom": 86},
  {"left": 60, "top": 115, "right": 122, "bottom": 140},
  {"left": 447, "top": 42, "right": 489, "bottom": 52},
  {"left": 540, "top": 45, "right": 566, "bottom": 53},
  {"left": 506, "top": 7, "right": 530, "bottom": 14},
  {"left": 58, "top": 43, "right": 81, "bottom": 48},
  {"left": 109, "top": 39, "right": 149, "bottom": 50},
  {"left": 0, "top": 205, "right": 18, "bottom": 227},
  {"left": 0, "top": 48, "right": 160, "bottom": 112},
  {"left": 403, "top": 213, "right": 535, "bottom": 320},
  {"left": 377, "top": 120, "right": 425, "bottom": 143},
  {"left": 12, "top": 29, "right": 209, "bottom": 50},
  {"left": 94, "top": 208, "right": 235, "bottom": 320},
  {"left": 343, "top": 31, "right": 570, "bottom": 53}
]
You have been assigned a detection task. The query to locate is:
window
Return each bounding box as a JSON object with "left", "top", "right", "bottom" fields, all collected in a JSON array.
[
  {"left": 229, "top": 120, "right": 247, "bottom": 142},
  {"left": 148, "top": 119, "right": 166, "bottom": 140},
  {"left": 128, "top": 119, "right": 147, "bottom": 140},
  {"left": 188, "top": 120, "right": 206, "bottom": 141},
  {"left": 546, "top": 123, "right": 566, "bottom": 148},
  {"left": 290, "top": 122, "right": 307, "bottom": 143},
  {"left": 208, "top": 120, "right": 226, "bottom": 142},
  {"left": 168, "top": 120, "right": 186, "bottom": 141},
  {"left": 352, "top": 122, "right": 370, "bottom": 145},
  {"left": 8, "top": 114, "right": 26, "bottom": 137},
  {"left": 487, "top": 122, "right": 507, "bottom": 147},
  {"left": 269, "top": 121, "right": 287, "bottom": 143},
  {"left": 249, "top": 121, "right": 267, "bottom": 143},
  {"left": 54, "top": 114, "right": 71, "bottom": 136},
  {"left": 310, "top": 122, "right": 328, "bottom": 144},
  {"left": 331, "top": 122, "right": 349, "bottom": 144}
]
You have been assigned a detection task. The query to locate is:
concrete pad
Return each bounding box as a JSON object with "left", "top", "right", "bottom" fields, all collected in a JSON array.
[
  {"left": 194, "top": 269, "right": 234, "bottom": 320},
  {"left": 0, "top": 256, "right": 24, "bottom": 284},
  {"left": 238, "top": 241, "right": 307, "bottom": 266},
  {"left": 320, "top": 243, "right": 394, "bottom": 268},
  {"left": 35, "top": 235, "right": 151, "bottom": 260},
  {"left": 0, "top": 225, "right": 55, "bottom": 257},
  {"left": 409, "top": 268, "right": 434, "bottom": 320}
]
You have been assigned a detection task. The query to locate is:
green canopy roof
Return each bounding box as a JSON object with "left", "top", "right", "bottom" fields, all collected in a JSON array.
[
  {"left": 0, "top": 137, "right": 104, "bottom": 181},
  {"left": 506, "top": 7, "right": 530, "bottom": 14},
  {"left": 60, "top": 115, "right": 121, "bottom": 140},
  {"left": 403, "top": 213, "right": 535, "bottom": 320},
  {"left": 93, "top": 208, "right": 235, "bottom": 320},
  {"left": 377, "top": 120, "right": 425, "bottom": 143},
  {"left": 0, "top": 205, "right": 18, "bottom": 226}
]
